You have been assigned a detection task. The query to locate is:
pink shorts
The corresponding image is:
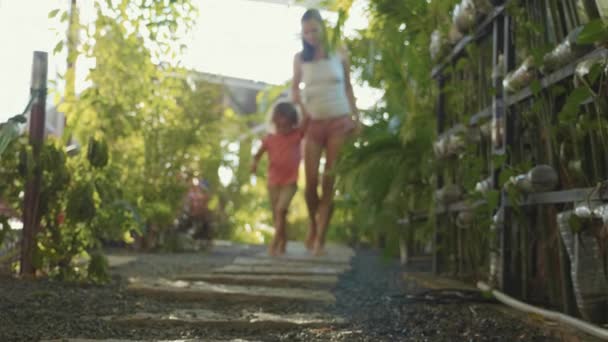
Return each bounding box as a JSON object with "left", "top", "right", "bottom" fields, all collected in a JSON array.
[{"left": 305, "top": 115, "right": 356, "bottom": 146}]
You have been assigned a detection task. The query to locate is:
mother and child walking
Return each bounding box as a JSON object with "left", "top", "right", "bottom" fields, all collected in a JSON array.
[{"left": 251, "top": 9, "right": 360, "bottom": 257}]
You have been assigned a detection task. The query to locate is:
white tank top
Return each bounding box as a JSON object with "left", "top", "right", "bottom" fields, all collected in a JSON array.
[{"left": 301, "top": 54, "right": 351, "bottom": 119}]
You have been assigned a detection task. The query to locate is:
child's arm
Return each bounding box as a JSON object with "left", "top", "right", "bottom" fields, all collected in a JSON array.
[{"left": 251, "top": 143, "right": 267, "bottom": 174}]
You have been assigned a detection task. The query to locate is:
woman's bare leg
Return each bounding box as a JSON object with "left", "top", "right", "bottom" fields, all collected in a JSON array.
[
  {"left": 304, "top": 139, "right": 323, "bottom": 250},
  {"left": 313, "top": 133, "right": 348, "bottom": 256}
]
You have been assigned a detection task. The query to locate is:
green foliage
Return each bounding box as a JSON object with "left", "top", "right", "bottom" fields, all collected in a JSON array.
[
  {"left": 87, "top": 251, "right": 110, "bottom": 283},
  {"left": 0, "top": 115, "right": 27, "bottom": 157},
  {"left": 577, "top": 18, "right": 608, "bottom": 44},
  {"left": 328, "top": 0, "right": 444, "bottom": 248},
  {"left": 87, "top": 137, "right": 109, "bottom": 168},
  {"left": 0, "top": 0, "right": 212, "bottom": 281}
]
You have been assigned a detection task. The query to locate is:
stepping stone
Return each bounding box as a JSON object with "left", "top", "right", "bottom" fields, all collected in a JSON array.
[
  {"left": 231, "top": 256, "right": 351, "bottom": 270},
  {"left": 253, "top": 242, "right": 354, "bottom": 264},
  {"left": 174, "top": 273, "right": 339, "bottom": 289},
  {"left": 213, "top": 264, "right": 344, "bottom": 276},
  {"left": 43, "top": 339, "right": 256, "bottom": 342},
  {"left": 103, "top": 309, "right": 345, "bottom": 330},
  {"left": 106, "top": 255, "right": 138, "bottom": 268},
  {"left": 127, "top": 277, "right": 335, "bottom": 303}
]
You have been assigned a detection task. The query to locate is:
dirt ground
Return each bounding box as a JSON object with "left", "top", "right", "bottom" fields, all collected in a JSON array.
[{"left": 0, "top": 243, "right": 566, "bottom": 341}]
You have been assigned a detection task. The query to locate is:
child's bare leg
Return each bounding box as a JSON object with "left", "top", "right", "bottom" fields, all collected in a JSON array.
[
  {"left": 274, "top": 208, "right": 287, "bottom": 256},
  {"left": 268, "top": 187, "right": 279, "bottom": 257}
]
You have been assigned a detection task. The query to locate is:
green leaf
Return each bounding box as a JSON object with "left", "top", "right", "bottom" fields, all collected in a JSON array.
[
  {"left": 559, "top": 87, "right": 592, "bottom": 123},
  {"left": 60, "top": 11, "right": 69, "bottom": 23},
  {"left": 577, "top": 19, "right": 608, "bottom": 45},
  {"left": 499, "top": 168, "right": 516, "bottom": 188},
  {"left": 568, "top": 214, "right": 584, "bottom": 233},
  {"left": 530, "top": 79, "right": 542, "bottom": 96},
  {"left": 492, "top": 154, "right": 506, "bottom": 168},
  {"left": 48, "top": 9, "right": 60, "bottom": 18},
  {"left": 486, "top": 190, "right": 500, "bottom": 209},
  {"left": 53, "top": 40, "right": 64, "bottom": 55},
  {"left": 551, "top": 85, "right": 566, "bottom": 97}
]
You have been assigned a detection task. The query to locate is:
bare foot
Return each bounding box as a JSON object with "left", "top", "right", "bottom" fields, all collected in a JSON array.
[
  {"left": 305, "top": 219, "right": 318, "bottom": 251},
  {"left": 268, "top": 239, "right": 279, "bottom": 257},
  {"left": 305, "top": 232, "right": 316, "bottom": 251},
  {"left": 278, "top": 238, "right": 287, "bottom": 255},
  {"left": 312, "top": 239, "right": 326, "bottom": 257}
]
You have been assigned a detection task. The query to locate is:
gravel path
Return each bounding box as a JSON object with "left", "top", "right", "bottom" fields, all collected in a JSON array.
[{"left": 0, "top": 243, "right": 560, "bottom": 341}]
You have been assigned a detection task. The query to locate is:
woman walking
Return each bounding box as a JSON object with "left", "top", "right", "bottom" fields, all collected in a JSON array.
[{"left": 292, "top": 9, "right": 359, "bottom": 256}]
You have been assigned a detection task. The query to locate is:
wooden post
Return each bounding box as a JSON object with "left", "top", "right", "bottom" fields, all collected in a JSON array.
[
  {"left": 500, "top": 12, "right": 522, "bottom": 296},
  {"left": 433, "top": 74, "right": 446, "bottom": 275},
  {"left": 20, "top": 51, "right": 47, "bottom": 276}
]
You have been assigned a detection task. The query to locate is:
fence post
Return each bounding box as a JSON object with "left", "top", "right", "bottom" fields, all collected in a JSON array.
[
  {"left": 433, "top": 74, "right": 446, "bottom": 275},
  {"left": 20, "top": 51, "right": 47, "bottom": 276}
]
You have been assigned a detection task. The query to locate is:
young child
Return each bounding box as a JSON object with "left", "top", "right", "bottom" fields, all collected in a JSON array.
[{"left": 251, "top": 102, "right": 308, "bottom": 256}]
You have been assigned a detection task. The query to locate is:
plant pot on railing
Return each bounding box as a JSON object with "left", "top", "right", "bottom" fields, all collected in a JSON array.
[
  {"left": 480, "top": 121, "right": 492, "bottom": 139},
  {"left": 473, "top": 0, "right": 493, "bottom": 15},
  {"left": 506, "top": 165, "right": 559, "bottom": 193},
  {"left": 597, "top": 0, "right": 608, "bottom": 24},
  {"left": 453, "top": 1, "right": 477, "bottom": 34},
  {"left": 475, "top": 177, "right": 493, "bottom": 194},
  {"left": 448, "top": 24, "right": 464, "bottom": 45},
  {"left": 503, "top": 56, "right": 537, "bottom": 93},
  {"left": 456, "top": 209, "right": 475, "bottom": 228},
  {"left": 453, "top": 0, "right": 492, "bottom": 34},
  {"left": 489, "top": 206, "right": 504, "bottom": 286},
  {"left": 542, "top": 27, "right": 595, "bottom": 74},
  {"left": 465, "top": 125, "right": 483, "bottom": 143},
  {"left": 430, "top": 29, "right": 450, "bottom": 61},
  {"left": 558, "top": 209, "right": 608, "bottom": 323},
  {"left": 574, "top": 56, "right": 608, "bottom": 90},
  {"left": 433, "top": 134, "right": 466, "bottom": 159},
  {"left": 435, "top": 184, "right": 463, "bottom": 205}
]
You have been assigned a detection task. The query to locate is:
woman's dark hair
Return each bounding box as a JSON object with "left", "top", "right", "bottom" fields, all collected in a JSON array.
[
  {"left": 301, "top": 9, "right": 325, "bottom": 62},
  {"left": 273, "top": 102, "right": 299, "bottom": 126}
]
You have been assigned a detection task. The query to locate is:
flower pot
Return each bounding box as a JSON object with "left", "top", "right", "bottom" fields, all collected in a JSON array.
[
  {"left": 430, "top": 30, "right": 449, "bottom": 61},
  {"left": 503, "top": 56, "right": 536, "bottom": 93},
  {"left": 558, "top": 210, "right": 608, "bottom": 323},
  {"left": 436, "top": 184, "right": 463, "bottom": 204},
  {"left": 542, "top": 27, "right": 594, "bottom": 74},
  {"left": 574, "top": 56, "right": 608, "bottom": 89},
  {"left": 456, "top": 210, "right": 475, "bottom": 228},
  {"left": 448, "top": 24, "right": 464, "bottom": 45},
  {"left": 475, "top": 177, "right": 493, "bottom": 194},
  {"left": 453, "top": 1, "right": 477, "bottom": 34},
  {"left": 508, "top": 165, "right": 559, "bottom": 193},
  {"left": 597, "top": 0, "right": 608, "bottom": 23}
]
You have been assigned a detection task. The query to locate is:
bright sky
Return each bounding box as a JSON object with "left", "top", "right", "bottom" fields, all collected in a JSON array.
[{"left": 0, "top": 0, "right": 379, "bottom": 123}]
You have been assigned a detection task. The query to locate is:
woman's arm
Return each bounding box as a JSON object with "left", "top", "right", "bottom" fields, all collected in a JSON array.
[
  {"left": 339, "top": 46, "right": 360, "bottom": 122},
  {"left": 292, "top": 53, "right": 310, "bottom": 121},
  {"left": 292, "top": 52, "right": 303, "bottom": 106}
]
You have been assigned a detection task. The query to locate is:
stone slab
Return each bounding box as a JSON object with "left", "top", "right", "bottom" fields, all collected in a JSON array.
[
  {"left": 174, "top": 273, "right": 339, "bottom": 288},
  {"left": 127, "top": 278, "right": 335, "bottom": 303},
  {"left": 213, "top": 264, "right": 344, "bottom": 276},
  {"left": 231, "top": 256, "right": 351, "bottom": 270},
  {"left": 107, "top": 255, "right": 138, "bottom": 268},
  {"left": 253, "top": 242, "right": 354, "bottom": 264},
  {"left": 43, "top": 339, "right": 256, "bottom": 342},
  {"left": 104, "top": 309, "right": 345, "bottom": 329}
]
